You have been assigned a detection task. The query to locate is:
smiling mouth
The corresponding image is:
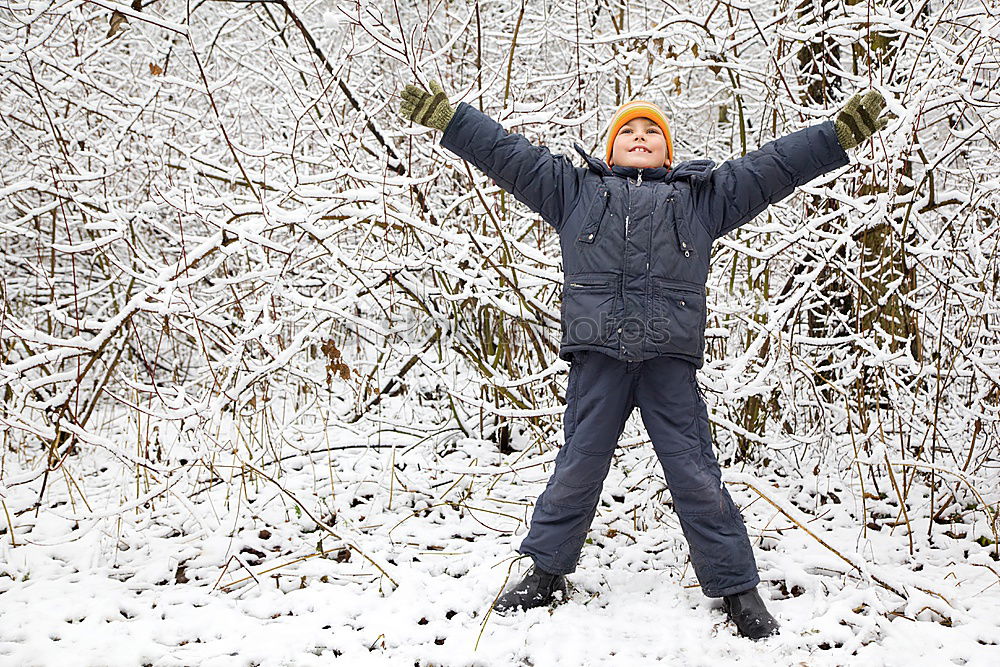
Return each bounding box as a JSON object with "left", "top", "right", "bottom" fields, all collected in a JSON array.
[{"left": 629, "top": 147, "right": 651, "bottom": 153}]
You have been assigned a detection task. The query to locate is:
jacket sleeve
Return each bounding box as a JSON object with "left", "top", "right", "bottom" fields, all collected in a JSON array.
[
  {"left": 692, "top": 119, "right": 850, "bottom": 239},
  {"left": 439, "top": 101, "right": 586, "bottom": 233}
]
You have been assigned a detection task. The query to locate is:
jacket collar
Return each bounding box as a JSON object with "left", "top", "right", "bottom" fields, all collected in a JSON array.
[
  {"left": 611, "top": 164, "right": 669, "bottom": 180},
  {"left": 573, "top": 142, "right": 715, "bottom": 183}
]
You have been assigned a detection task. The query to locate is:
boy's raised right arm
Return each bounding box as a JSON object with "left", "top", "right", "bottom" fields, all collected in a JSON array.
[{"left": 398, "top": 81, "right": 585, "bottom": 233}]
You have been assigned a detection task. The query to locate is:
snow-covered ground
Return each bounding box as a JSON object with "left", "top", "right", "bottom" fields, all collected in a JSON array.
[{"left": 3, "top": 416, "right": 998, "bottom": 666}]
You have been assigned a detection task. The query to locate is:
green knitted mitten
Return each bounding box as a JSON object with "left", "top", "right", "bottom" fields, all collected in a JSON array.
[
  {"left": 398, "top": 80, "right": 454, "bottom": 132},
  {"left": 834, "top": 90, "right": 891, "bottom": 150}
]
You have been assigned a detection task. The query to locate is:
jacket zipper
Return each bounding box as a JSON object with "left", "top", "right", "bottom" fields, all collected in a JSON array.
[
  {"left": 620, "top": 176, "right": 633, "bottom": 353},
  {"left": 645, "top": 188, "right": 656, "bottom": 350},
  {"left": 626, "top": 169, "right": 642, "bottom": 236}
]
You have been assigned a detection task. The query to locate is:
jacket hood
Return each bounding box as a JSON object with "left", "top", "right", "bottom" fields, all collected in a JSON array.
[{"left": 573, "top": 142, "right": 715, "bottom": 184}]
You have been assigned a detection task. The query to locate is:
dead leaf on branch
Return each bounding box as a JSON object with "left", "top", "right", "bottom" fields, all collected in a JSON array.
[
  {"left": 149, "top": 63, "right": 163, "bottom": 76},
  {"left": 107, "top": 11, "right": 129, "bottom": 38},
  {"left": 320, "top": 338, "right": 351, "bottom": 383}
]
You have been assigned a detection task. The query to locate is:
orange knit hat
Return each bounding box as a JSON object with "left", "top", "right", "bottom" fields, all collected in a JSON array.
[{"left": 604, "top": 100, "right": 674, "bottom": 167}]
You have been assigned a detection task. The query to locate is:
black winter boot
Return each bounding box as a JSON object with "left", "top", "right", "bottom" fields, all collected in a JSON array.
[
  {"left": 722, "top": 586, "right": 780, "bottom": 640},
  {"left": 492, "top": 562, "right": 567, "bottom": 615}
]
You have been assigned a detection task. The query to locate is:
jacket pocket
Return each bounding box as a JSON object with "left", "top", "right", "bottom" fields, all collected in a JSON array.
[
  {"left": 650, "top": 278, "right": 706, "bottom": 354},
  {"left": 576, "top": 183, "right": 611, "bottom": 244},
  {"left": 561, "top": 271, "right": 619, "bottom": 346},
  {"left": 666, "top": 195, "right": 697, "bottom": 259}
]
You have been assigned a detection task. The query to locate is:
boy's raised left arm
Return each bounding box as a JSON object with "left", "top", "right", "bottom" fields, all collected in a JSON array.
[
  {"left": 398, "top": 81, "right": 585, "bottom": 234},
  {"left": 692, "top": 90, "right": 892, "bottom": 239}
]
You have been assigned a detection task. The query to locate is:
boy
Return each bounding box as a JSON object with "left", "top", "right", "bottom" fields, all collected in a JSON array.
[{"left": 398, "top": 81, "right": 889, "bottom": 640}]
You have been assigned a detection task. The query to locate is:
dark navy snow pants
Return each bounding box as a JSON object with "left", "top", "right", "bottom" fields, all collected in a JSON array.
[{"left": 518, "top": 350, "right": 761, "bottom": 598}]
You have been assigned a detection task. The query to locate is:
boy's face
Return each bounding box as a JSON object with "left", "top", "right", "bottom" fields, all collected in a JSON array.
[{"left": 610, "top": 117, "right": 668, "bottom": 169}]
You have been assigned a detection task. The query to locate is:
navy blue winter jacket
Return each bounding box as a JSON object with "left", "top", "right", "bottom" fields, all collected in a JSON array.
[{"left": 440, "top": 102, "right": 850, "bottom": 368}]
